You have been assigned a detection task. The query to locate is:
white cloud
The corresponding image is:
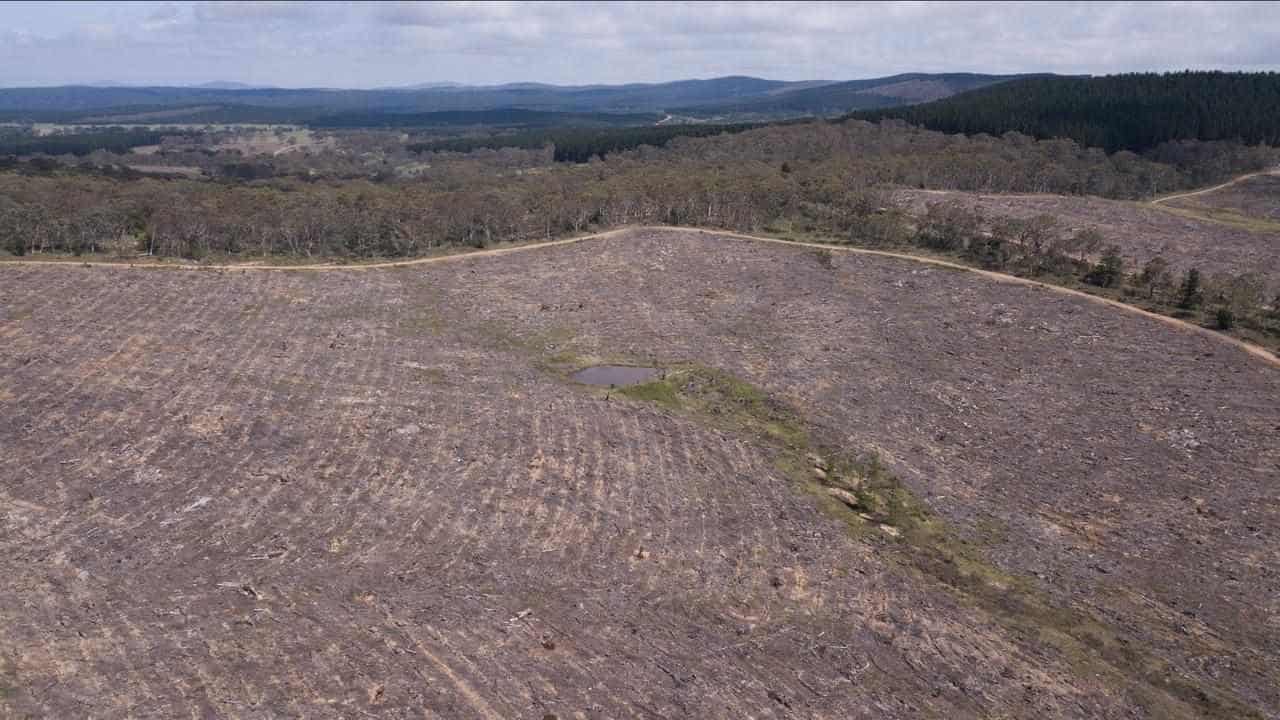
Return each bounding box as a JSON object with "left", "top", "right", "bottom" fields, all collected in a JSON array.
[
  {"left": 0, "top": 1, "right": 1277, "bottom": 87},
  {"left": 192, "top": 1, "right": 331, "bottom": 24}
]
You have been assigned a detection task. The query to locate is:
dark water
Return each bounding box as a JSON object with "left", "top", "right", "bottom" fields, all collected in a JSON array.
[{"left": 571, "top": 365, "right": 661, "bottom": 387}]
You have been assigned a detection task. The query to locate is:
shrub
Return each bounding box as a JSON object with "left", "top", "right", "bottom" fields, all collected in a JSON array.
[
  {"left": 964, "top": 235, "right": 1011, "bottom": 270},
  {"left": 1177, "top": 269, "right": 1203, "bottom": 309},
  {"left": 916, "top": 202, "right": 980, "bottom": 252},
  {"left": 1137, "top": 256, "right": 1171, "bottom": 298},
  {"left": 812, "top": 248, "right": 835, "bottom": 269},
  {"left": 1084, "top": 246, "right": 1125, "bottom": 288},
  {"left": 849, "top": 211, "right": 910, "bottom": 247}
]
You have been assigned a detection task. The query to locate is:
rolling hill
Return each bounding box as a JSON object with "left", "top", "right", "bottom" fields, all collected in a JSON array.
[
  {"left": 309, "top": 107, "right": 663, "bottom": 129},
  {"left": 0, "top": 73, "right": 1039, "bottom": 126},
  {"left": 0, "top": 77, "right": 809, "bottom": 117},
  {"left": 674, "top": 73, "right": 1050, "bottom": 118}
]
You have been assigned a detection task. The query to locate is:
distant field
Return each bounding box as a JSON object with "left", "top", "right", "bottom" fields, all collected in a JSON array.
[
  {"left": 3, "top": 229, "right": 1277, "bottom": 718},
  {"left": 211, "top": 128, "right": 332, "bottom": 156}
]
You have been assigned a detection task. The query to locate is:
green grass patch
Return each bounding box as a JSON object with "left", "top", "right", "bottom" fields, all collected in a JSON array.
[
  {"left": 618, "top": 366, "right": 808, "bottom": 449},
  {"left": 617, "top": 378, "right": 681, "bottom": 407}
]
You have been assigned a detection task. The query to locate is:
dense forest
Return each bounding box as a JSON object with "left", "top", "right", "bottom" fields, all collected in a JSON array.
[
  {"left": 0, "top": 128, "right": 171, "bottom": 157},
  {"left": 856, "top": 71, "right": 1280, "bottom": 152}
]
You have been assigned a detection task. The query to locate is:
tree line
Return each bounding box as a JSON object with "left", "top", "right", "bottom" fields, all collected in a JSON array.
[
  {"left": 409, "top": 122, "right": 763, "bottom": 163},
  {"left": 3, "top": 118, "right": 1275, "bottom": 261}
]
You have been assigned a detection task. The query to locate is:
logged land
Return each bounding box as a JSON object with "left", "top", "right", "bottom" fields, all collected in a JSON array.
[
  {"left": 2, "top": 229, "right": 1279, "bottom": 718},
  {"left": 897, "top": 187, "right": 1280, "bottom": 281},
  {"left": 1161, "top": 172, "right": 1280, "bottom": 228}
]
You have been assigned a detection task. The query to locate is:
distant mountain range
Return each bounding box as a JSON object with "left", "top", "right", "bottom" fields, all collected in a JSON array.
[
  {"left": 0, "top": 73, "right": 1057, "bottom": 126},
  {"left": 191, "top": 81, "right": 276, "bottom": 90},
  {"left": 673, "top": 73, "right": 1054, "bottom": 117}
]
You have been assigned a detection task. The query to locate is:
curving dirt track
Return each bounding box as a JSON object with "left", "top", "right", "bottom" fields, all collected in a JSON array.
[
  {"left": 1158, "top": 171, "right": 1280, "bottom": 227},
  {"left": 1152, "top": 168, "right": 1280, "bottom": 207},
  {"left": 2, "top": 228, "right": 1278, "bottom": 718}
]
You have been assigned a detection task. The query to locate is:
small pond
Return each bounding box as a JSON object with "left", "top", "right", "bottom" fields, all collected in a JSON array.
[{"left": 571, "top": 365, "right": 661, "bottom": 387}]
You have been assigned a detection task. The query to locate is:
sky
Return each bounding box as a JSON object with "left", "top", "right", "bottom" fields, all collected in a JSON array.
[{"left": 1, "top": 1, "right": 1278, "bottom": 88}]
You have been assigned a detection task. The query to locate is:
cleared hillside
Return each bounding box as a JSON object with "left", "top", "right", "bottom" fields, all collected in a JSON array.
[
  {"left": 2, "top": 229, "right": 1277, "bottom": 718},
  {"left": 896, "top": 187, "right": 1280, "bottom": 281},
  {"left": 1160, "top": 171, "right": 1280, "bottom": 228}
]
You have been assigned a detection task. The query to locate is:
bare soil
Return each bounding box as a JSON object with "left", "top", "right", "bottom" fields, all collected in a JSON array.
[{"left": 2, "top": 229, "right": 1277, "bottom": 718}]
